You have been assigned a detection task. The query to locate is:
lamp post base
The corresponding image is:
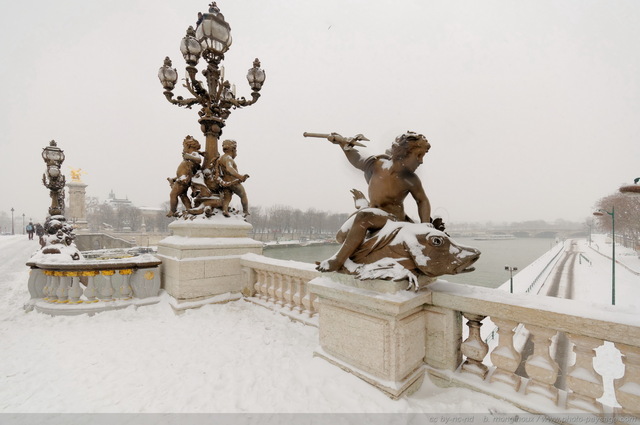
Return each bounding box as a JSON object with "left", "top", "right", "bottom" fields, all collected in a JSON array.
[{"left": 157, "top": 216, "right": 263, "bottom": 303}]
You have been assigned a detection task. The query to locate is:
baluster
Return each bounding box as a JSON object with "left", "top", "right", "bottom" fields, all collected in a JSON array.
[
  {"left": 490, "top": 318, "right": 522, "bottom": 391},
  {"left": 274, "top": 273, "right": 285, "bottom": 306},
  {"left": 99, "top": 270, "right": 115, "bottom": 301},
  {"left": 283, "top": 275, "right": 294, "bottom": 310},
  {"left": 54, "top": 271, "right": 69, "bottom": 303},
  {"left": 254, "top": 270, "right": 264, "bottom": 299},
  {"left": 260, "top": 270, "right": 269, "bottom": 300},
  {"left": 267, "top": 272, "right": 277, "bottom": 302},
  {"left": 48, "top": 272, "right": 60, "bottom": 302},
  {"left": 460, "top": 313, "right": 489, "bottom": 379},
  {"left": 292, "top": 278, "right": 304, "bottom": 313},
  {"left": 523, "top": 324, "right": 559, "bottom": 403},
  {"left": 565, "top": 333, "right": 604, "bottom": 413},
  {"left": 83, "top": 271, "right": 98, "bottom": 302},
  {"left": 42, "top": 271, "right": 54, "bottom": 300},
  {"left": 614, "top": 343, "right": 640, "bottom": 417},
  {"left": 118, "top": 269, "right": 133, "bottom": 299},
  {"left": 67, "top": 272, "right": 84, "bottom": 304},
  {"left": 301, "top": 291, "right": 312, "bottom": 316}
]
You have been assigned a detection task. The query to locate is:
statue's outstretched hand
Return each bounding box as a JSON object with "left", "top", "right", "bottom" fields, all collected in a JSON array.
[{"left": 350, "top": 189, "right": 368, "bottom": 209}]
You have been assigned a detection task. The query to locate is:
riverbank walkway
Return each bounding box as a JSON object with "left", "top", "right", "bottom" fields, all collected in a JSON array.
[
  {"left": 490, "top": 234, "right": 640, "bottom": 408},
  {"left": 498, "top": 234, "right": 639, "bottom": 310}
]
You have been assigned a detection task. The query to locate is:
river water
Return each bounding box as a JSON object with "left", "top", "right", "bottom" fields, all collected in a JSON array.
[{"left": 263, "top": 237, "right": 556, "bottom": 289}]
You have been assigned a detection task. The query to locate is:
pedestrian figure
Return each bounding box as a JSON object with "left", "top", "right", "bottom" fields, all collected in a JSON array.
[
  {"left": 26, "top": 222, "right": 35, "bottom": 240},
  {"left": 35, "top": 223, "right": 45, "bottom": 246}
]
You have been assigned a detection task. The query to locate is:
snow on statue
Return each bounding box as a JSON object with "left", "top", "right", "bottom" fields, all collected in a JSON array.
[{"left": 305, "top": 131, "right": 480, "bottom": 291}]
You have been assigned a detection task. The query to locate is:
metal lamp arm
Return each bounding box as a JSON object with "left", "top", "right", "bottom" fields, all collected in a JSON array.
[
  {"left": 235, "top": 92, "right": 261, "bottom": 107},
  {"left": 162, "top": 91, "right": 200, "bottom": 109}
]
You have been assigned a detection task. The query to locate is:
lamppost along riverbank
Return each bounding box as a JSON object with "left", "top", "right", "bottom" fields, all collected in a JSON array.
[{"left": 594, "top": 207, "right": 615, "bottom": 305}]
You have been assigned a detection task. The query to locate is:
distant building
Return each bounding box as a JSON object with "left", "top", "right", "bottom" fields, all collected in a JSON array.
[{"left": 105, "top": 190, "right": 133, "bottom": 209}]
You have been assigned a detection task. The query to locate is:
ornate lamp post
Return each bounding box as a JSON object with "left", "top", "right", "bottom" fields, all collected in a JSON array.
[
  {"left": 158, "top": 2, "right": 266, "bottom": 170},
  {"left": 41, "top": 140, "right": 66, "bottom": 216},
  {"left": 594, "top": 208, "right": 615, "bottom": 305},
  {"left": 22, "top": 213, "right": 25, "bottom": 234},
  {"left": 10, "top": 207, "right": 14, "bottom": 235}
]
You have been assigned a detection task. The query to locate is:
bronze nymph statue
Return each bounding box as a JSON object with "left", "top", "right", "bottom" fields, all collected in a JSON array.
[{"left": 306, "top": 131, "right": 480, "bottom": 290}]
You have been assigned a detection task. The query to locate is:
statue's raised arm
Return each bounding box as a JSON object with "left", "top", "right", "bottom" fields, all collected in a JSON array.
[
  {"left": 304, "top": 132, "right": 371, "bottom": 170},
  {"left": 303, "top": 132, "right": 369, "bottom": 150}
]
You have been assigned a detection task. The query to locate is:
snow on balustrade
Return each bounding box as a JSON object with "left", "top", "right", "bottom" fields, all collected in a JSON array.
[
  {"left": 236, "top": 249, "right": 640, "bottom": 417},
  {"left": 25, "top": 254, "right": 162, "bottom": 315},
  {"left": 240, "top": 253, "right": 321, "bottom": 326},
  {"left": 426, "top": 280, "right": 640, "bottom": 417}
]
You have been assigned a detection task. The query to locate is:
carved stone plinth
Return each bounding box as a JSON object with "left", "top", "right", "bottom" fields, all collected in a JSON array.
[
  {"left": 309, "top": 274, "right": 433, "bottom": 399},
  {"left": 157, "top": 217, "right": 263, "bottom": 304}
]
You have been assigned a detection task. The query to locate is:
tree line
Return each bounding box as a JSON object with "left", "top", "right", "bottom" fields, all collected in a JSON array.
[
  {"left": 246, "top": 205, "right": 349, "bottom": 242},
  {"left": 83, "top": 199, "right": 350, "bottom": 241},
  {"left": 592, "top": 191, "right": 640, "bottom": 248}
]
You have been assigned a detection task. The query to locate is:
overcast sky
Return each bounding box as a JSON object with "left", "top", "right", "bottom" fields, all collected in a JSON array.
[{"left": 1, "top": 0, "right": 639, "bottom": 225}]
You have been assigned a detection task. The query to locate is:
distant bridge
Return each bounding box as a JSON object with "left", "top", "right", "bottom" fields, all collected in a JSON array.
[{"left": 453, "top": 227, "right": 586, "bottom": 239}]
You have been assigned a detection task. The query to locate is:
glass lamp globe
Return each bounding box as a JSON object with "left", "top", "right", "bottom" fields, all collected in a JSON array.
[
  {"left": 42, "top": 140, "right": 65, "bottom": 164},
  {"left": 158, "top": 57, "right": 178, "bottom": 90},
  {"left": 195, "top": 3, "right": 232, "bottom": 59},
  {"left": 180, "top": 26, "right": 202, "bottom": 66},
  {"left": 247, "top": 58, "right": 266, "bottom": 91}
]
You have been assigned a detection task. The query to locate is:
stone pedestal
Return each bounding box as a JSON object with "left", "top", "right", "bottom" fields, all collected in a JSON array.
[
  {"left": 157, "top": 217, "right": 263, "bottom": 304},
  {"left": 67, "top": 181, "right": 88, "bottom": 230},
  {"left": 309, "top": 273, "right": 433, "bottom": 399}
]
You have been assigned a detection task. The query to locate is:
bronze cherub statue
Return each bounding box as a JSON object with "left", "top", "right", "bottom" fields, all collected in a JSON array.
[
  {"left": 167, "top": 136, "right": 250, "bottom": 218},
  {"left": 306, "top": 131, "right": 480, "bottom": 290}
]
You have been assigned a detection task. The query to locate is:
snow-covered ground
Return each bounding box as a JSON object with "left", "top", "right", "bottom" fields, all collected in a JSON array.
[{"left": 0, "top": 234, "right": 638, "bottom": 415}]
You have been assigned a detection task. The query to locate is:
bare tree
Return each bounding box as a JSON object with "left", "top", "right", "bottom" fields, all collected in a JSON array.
[{"left": 594, "top": 192, "right": 640, "bottom": 248}]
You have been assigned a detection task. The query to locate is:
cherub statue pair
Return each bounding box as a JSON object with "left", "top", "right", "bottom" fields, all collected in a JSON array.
[{"left": 167, "top": 136, "right": 249, "bottom": 218}]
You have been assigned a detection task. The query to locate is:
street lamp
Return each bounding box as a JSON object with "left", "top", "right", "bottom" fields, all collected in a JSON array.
[
  {"left": 41, "top": 140, "right": 66, "bottom": 216},
  {"left": 505, "top": 265, "right": 518, "bottom": 293},
  {"left": 158, "top": 2, "right": 266, "bottom": 170},
  {"left": 594, "top": 207, "right": 615, "bottom": 305},
  {"left": 22, "top": 213, "right": 25, "bottom": 234},
  {"left": 10, "top": 207, "right": 14, "bottom": 235},
  {"left": 619, "top": 177, "right": 640, "bottom": 195}
]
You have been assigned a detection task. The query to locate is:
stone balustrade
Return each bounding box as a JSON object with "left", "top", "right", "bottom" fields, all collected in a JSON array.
[
  {"left": 25, "top": 254, "right": 162, "bottom": 315},
  {"left": 23, "top": 248, "right": 640, "bottom": 417},
  {"left": 426, "top": 280, "right": 640, "bottom": 418},
  {"left": 239, "top": 253, "right": 321, "bottom": 324},
  {"left": 236, "top": 255, "right": 640, "bottom": 416}
]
